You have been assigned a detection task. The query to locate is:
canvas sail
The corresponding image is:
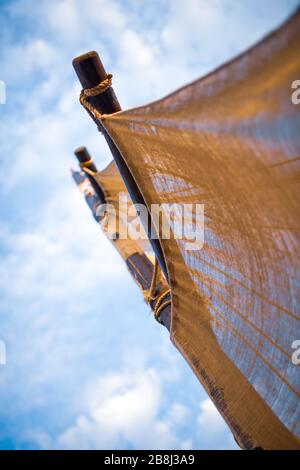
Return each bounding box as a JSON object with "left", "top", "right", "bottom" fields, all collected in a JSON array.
[{"left": 93, "top": 10, "right": 300, "bottom": 449}]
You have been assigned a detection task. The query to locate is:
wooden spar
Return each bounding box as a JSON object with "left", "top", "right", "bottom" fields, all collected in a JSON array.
[
  {"left": 74, "top": 145, "right": 98, "bottom": 173},
  {"left": 73, "top": 52, "right": 121, "bottom": 115},
  {"left": 72, "top": 51, "right": 169, "bottom": 282},
  {"left": 74, "top": 146, "right": 106, "bottom": 204},
  {"left": 73, "top": 145, "right": 171, "bottom": 330}
]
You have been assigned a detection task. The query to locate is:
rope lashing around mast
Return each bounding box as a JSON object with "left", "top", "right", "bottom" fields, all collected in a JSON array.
[
  {"left": 154, "top": 289, "right": 171, "bottom": 323},
  {"left": 79, "top": 73, "right": 113, "bottom": 126},
  {"left": 80, "top": 166, "right": 96, "bottom": 177},
  {"left": 143, "top": 257, "right": 171, "bottom": 323},
  {"left": 79, "top": 158, "right": 94, "bottom": 169}
]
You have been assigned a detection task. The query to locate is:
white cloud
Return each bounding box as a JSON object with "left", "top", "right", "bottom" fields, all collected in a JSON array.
[
  {"left": 85, "top": 0, "right": 126, "bottom": 30},
  {"left": 120, "top": 30, "right": 155, "bottom": 68},
  {"left": 159, "top": 0, "right": 300, "bottom": 83},
  {"left": 167, "top": 403, "right": 189, "bottom": 425},
  {"left": 53, "top": 366, "right": 190, "bottom": 450},
  {"left": 197, "top": 399, "right": 238, "bottom": 450},
  {"left": 2, "top": 38, "right": 57, "bottom": 84},
  {"left": 57, "top": 368, "right": 162, "bottom": 449},
  {"left": 48, "top": 0, "right": 81, "bottom": 42}
]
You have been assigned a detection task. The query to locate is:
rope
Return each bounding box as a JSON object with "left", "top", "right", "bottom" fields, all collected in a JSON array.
[
  {"left": 143, "top": 258, "right": 171, "bottom": 323},
  {"left": 79, "top": 158, "right": 93, "bottom": 169},
  {"left": 81, "top": 166, "right": 96, "bottom": 176},
  {"left": 154, "top": 289, "right": 171, "bottom": 323},
  {"left": 143, "top": 257, "right": 160, "bottom": 303},
  {"left": 79, "top": 73, "right": 113, "bottom": 128}
]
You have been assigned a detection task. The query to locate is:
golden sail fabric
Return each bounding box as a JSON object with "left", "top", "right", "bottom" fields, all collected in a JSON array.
[
  {"left": 94, "top": 160, "right": 152, "bottom": 261},
  {"left": 99, "top": 11, "right": 300, "bottom": 449}
]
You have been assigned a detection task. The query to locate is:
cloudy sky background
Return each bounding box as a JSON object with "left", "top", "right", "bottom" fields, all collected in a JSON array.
[{"left": 0, "top": 0, "right": 298, "bottom": 450}]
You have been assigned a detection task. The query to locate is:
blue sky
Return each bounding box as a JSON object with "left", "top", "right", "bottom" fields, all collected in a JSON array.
[{"left": 0, "top": 0, "right": 299, "bottom": 450}]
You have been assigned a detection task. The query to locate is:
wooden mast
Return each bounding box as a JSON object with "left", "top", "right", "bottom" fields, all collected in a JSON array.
[
  {"left": 74, "top": 146, "right": 106, "bottom": 204},
  {"left": 72, "top": 145, "right": 171, "bottom": 330},
  {"left": 72, "top": 51, "right": 168, "bottom": 281}
]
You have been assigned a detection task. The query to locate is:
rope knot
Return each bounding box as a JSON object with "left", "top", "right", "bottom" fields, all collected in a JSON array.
[
  {"left": 79, "top": 73, "right": 113, "bottom": 125},
  {"left": 143, "top": 258, "right": 171, "bottom": 324},
  {"left": 79, "top": 158, "right": 94, "bottom": 169}
]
